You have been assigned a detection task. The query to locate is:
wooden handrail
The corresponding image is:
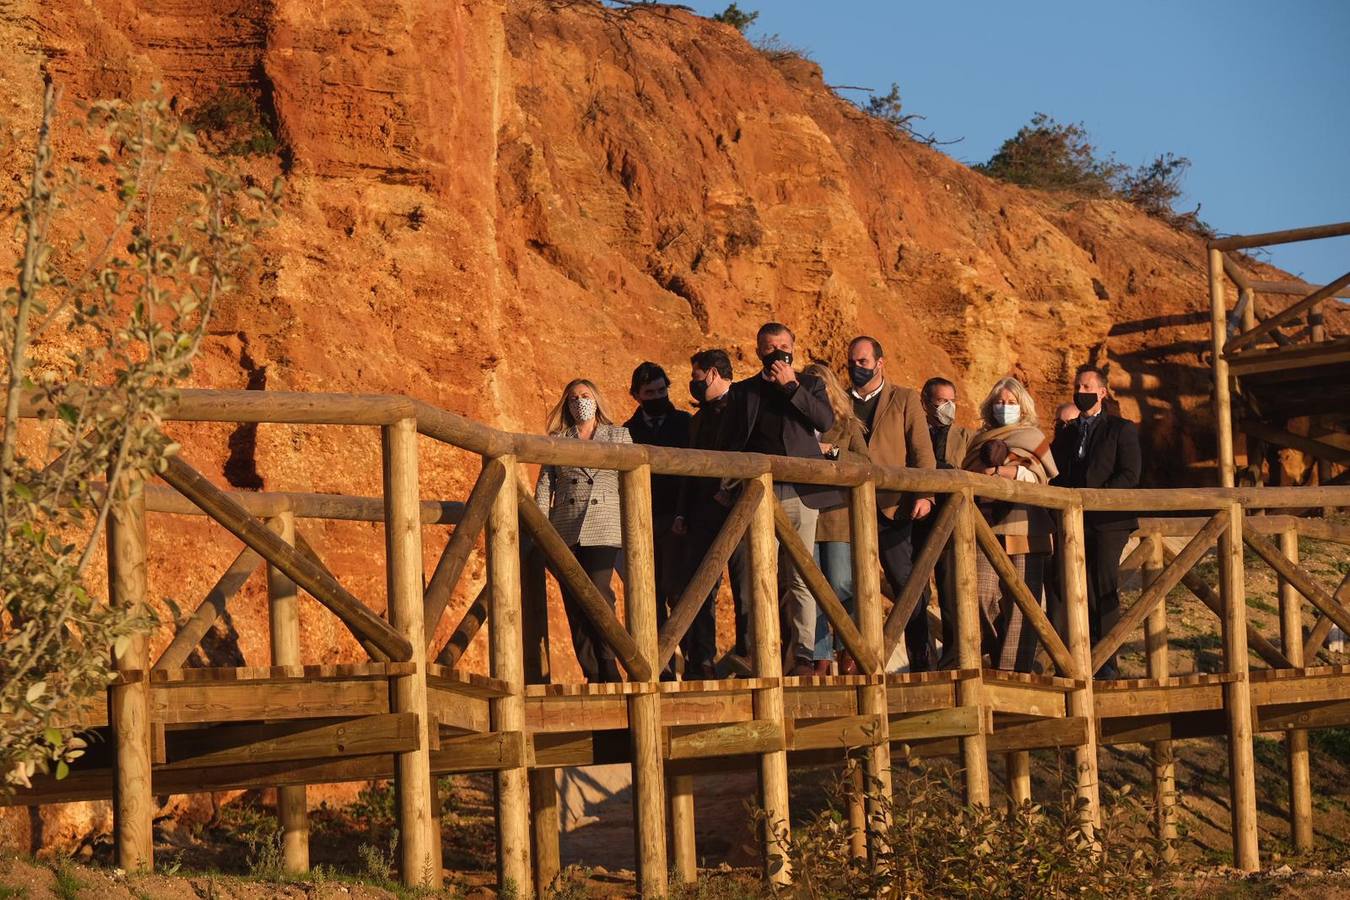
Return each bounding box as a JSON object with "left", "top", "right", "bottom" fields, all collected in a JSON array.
[
  {"left": 1249, "top": 278, "right": 1350, "bottom": 300},
  {"left": 1207, "top": 220, "right": 1350, "bottom": 251}
]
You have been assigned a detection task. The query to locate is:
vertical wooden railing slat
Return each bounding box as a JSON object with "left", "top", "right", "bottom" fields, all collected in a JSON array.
[
  {"left": 952, "top": 490, "right": 990, "bottom": 806},
  {"left": 1060, "top": 501, "right": 1100, "bottom": 830},
  {"left": 1220, "top": 502, "right": 1260, "bottom": 871},
  {"left": 849, "top": 478, "right": 893, "bottom": 850}
]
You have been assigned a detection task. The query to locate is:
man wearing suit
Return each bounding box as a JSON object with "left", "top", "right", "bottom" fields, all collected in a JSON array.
[
  {"left": 918, "top": 376, "right": 975, "bottom": 669},
  {"left": 624, "top": 362, "right": 693, "bottom": 679},
  {"left": 847, "top": 336, "right": 938, "bottom": 671},
  {"left": 717, "top": 323, "right": 836, "bottom": 675},
  {"left": 1051, "top": 366, "right": 1141, "bottom": 680}
]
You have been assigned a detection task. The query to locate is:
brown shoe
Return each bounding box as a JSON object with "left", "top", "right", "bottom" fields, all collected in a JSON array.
[
  {"left": 787, "top": 658, "right": 815, "bottom": 677},
  {"left": 836, "top": 651, "right": 859, "bottom": 676},
  {"left": 813, "top": 659, "right": 833, "bottom": 676}
]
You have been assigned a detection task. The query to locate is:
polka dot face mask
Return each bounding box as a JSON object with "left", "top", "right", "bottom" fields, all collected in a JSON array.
[{"left": 568, "top": 396, "right": 597, "bottom": 423}]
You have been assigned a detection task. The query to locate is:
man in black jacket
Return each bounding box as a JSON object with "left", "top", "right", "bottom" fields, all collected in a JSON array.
[
  {"left": 716, "top": 322, "right": 837, "bottom": 675},
  {"left": 624, "top": 362, "right": 693, "bottom": 679},
  {"left": 1051, "top": 366, "right": 1141, "bottom": 680}
]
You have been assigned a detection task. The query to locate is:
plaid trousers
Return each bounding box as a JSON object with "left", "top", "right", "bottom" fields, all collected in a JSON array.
[{"left": 975, "top": 550, "right": 1047, "bottom": 672}]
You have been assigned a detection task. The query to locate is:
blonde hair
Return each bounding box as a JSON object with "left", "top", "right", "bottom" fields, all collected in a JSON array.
[
  {"left": 978, "top": 376, "right": 1039, "bottom": 428},
  {"left": 545, "top": 378, "right": 615, "bottom": 435},
  {"left": 804, "top": 363, "right": 858, "bottom": 432}
]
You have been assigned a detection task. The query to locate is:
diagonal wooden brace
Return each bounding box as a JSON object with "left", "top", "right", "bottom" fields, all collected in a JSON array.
[
  {"left": 771, "top": 496, "right": 881, "bottom": 675},
  {"left": 1303, "top": 572, "right": 1350, "bottom": 662},
  {"left": 153, "top": 543, "right": 266, "bottom": 670},
  {"left": 883, "top": 492, "right": 963, "bottom": 660},
  {"left": 159, "top": 454, "right": 413, "bottom": 662},
  {"left": 656, "top": 479, "right": 763, "bottom": 671},
  {"left": 1226, "top": 268, "right": 1350, "bottom": 354},
  {"left": 434, "top": 583, "right": 490, "bottom": 668},
  {"left": 1245, "top": 528, "right": 1350, "bottom": 639},
  {"left": 515, "top": 480, "right": 653, "bottom": 682},
  {"left": 422, "top": 458, "right": 505, "bottom": 643},
  {"left": 1092, "top": 509, "right": 1229, "bottom": 674},
  {"left": 1161, "top": 545, "right": 1294, "bottom": 669},
  {"left": 971, "top": 512, "right": 1078, "bottom": 678}
]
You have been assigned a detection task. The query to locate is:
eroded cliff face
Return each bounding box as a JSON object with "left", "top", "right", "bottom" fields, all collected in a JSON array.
[{"left": 0, "top": 0, "right": 1333, "bottom": 847}]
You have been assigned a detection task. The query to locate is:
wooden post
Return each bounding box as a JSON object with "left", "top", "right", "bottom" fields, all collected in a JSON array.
[
  {"left": 1006, "top": 752, "right": 1031, "bottom": 809},
  {"left": 748, "top": 473, "right": 792, "bottom": 884},
  {"left": 382, "top": 418, "right": 440, "bottom": 889},
  {"left": 1059, "top": 503, "right": 1100, "bottom": 830},
  {"left": 529, "top": 769, "right": 560, "bottom": 896},
  {"left": 108, "top": 473, "right": 152, "bottom": 872},
  {"left": 1278, "top": 526, "right": 1313, "bottom": 852},
  {"left": 1209, "top": 247, "right": 1237, "bottom": 488},
  {"left": 619, "top": 465, "right": 669, "bottom": 898},
  {"left": 670, "top": 772, "right": 697, "bottom": 884},
  {"left": 267, "top": 511, "right": 309, "bottom": 874},
  {"left": 1219, "top": 502, "right": 1260, "bottom": 871},
  {"left": 488, "top": 454, "right": 532, "bottom": 897},
  {"left": 849, "top": 479, "right": 892, "bottom": 848},
  {"left": 1142, "top": 533, "right": 1177, "bottom": 861},
  {"left": 846, "top": 759, "right": 867, "bottom": 860},
  {"left": 952, "top": 491, "right": 990, "bottom": 807}
]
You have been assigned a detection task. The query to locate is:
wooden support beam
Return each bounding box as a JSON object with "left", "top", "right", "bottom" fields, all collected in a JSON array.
[
  {"left": 670, "top": 772, "right": 697, "bottom": 884},
  {"left": 422, "top": 458, "right": 505, "bottom": 642},
  {"left": 788, "top": 715, "right": 884, "bottom": 751},
  {"left": 1161, "top": 545, "right": 1294, "bottom": 668},
  {"left": 153, "top": 545, "right": 264, "bottom": 670},
  {"left": 656, "top": 479, "right": 763, "bottom": 670},
  {"left": 1226, "top": 268, "right": 1350, "bottom": 354},
  {"left": 514, "top": 479, "right": 652, "bottom": 683},
  {"left": 1238, "top": 422, "right": 1350, "bottom": 468},
  {"left": 953, "top": 492, "right": 990, "bottom": 807},
  {"left": 490, "top": 455, "right": 532, "bottom": 897},
  {"left": 665, "top": 720, "right": 783, "bottom": 759},
  {"left": 849, "top": 478, "right": 893, "bottom": 857},
  {"left": 165, "top": 714, "right": 417, "bottom": 769},
  {"left": 1006, "top": 751, "right": 1031, "bottom": 808},
  {"left": 1092, "top": 509, "right": 1229, "bottom": 674},
  {"left": 1220, "top": 503, "right": 1260, "bottom": 872},
  {"left": 883, "top": 492, "right": 961, "bottom": 659},
  {"left": 971, "top": 513, "right": 1078, "bottom": 678},
  {"left": 1245, "top": 528, "right": 1350, "bottom": 638},
  {"left": 1303, "top": 573, "right": 1350, "bottom": 662},
  {"left": 159, "top": 455, "right": 411, "bottom": 662},
  {"left": 108, "top": 474, "right": 152, "bottom": 873},
  {"left": 267, "top": 511, "right": 309, "bottom": 875},
  {"left": 431, "top": 731, "right": 526, "bottom": 773},
  {"left": 772, "top": 495, "right": 881, "bottom": 675},
  {"left": 1060, "top": 503, "right": 1100, "bottom": 831},
  {"left": 529, "top": 768, "right": 561, "bottom": 897},
  {"left": 1277, "top": 528, "right": 1313, "bottom": 853},
  {"left": 382, "top": 418, "right": 440, "bottom": 889},
  {"left": 1141, "top": 535, "right": 1177, "bottom": 862},
  {"left": 434, "top": 583, "right": 489, "bottom": 669},
  {"left": 748, "top": 473, "right": 791, "bottom": 885},
  {"left": 619, "top": 464, "right": 669, "bottom": 899},
  {"left": 1210, "top": 247, "right": 1237, "bottom": 489},
  {"left": 886, "top": 705, "right": 980, "bottom": 742}
]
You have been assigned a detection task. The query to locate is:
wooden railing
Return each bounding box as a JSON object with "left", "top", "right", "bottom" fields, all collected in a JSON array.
[
  {"left": 1207, "top": 220, "right": 1350, "bottom": 489},
  {"left": 12, "top": 388, "right": 1350, "bottom": 894}
]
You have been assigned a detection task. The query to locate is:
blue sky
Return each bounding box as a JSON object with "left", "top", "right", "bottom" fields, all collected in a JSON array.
[{"left": 684, "top": 0, "right": 1350, "bottom": 283}]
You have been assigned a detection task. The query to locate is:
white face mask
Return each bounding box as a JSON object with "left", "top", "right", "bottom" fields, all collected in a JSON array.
[
  {"left": 992, "top": 403, "right": 1021, "bottom": 426},
  {"left": 568, "top": 396, "right": 597, "bottom": 423},
  {"left": 935, "top": 400, "right": 956, "bottom": 427}
]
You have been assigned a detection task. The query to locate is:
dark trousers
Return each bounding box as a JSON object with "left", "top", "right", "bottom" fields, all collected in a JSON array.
[
  {"left": 561, "top": 544, "right": 621, "bottom": 683},
  {"left": 1086, "top": 528, "right": 1131, "bottom": 675},
  {"left": 652, "top": 516, "right": 687, "bottom": 677},
  {"left": 879, "top": 513, "right": 931, "bottom": 671},
  {"left": 914, "top": 514, "right": 958, "bottom": 669},
  {"left": 677, "top": 523, "right": 723, "bottom": 671}
]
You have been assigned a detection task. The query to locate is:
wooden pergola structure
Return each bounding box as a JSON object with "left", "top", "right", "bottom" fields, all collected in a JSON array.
[
  {"left": 8, "top": 389, "right": 1350, "bottom": 895},
  {"left": 1207, "top": 220, "right": 1350, "bottom": 491}
]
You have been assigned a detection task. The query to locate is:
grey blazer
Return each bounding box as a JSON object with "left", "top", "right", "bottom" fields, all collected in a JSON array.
[{"left": 533, "top": 422, "right": 632, "bottom": 547}]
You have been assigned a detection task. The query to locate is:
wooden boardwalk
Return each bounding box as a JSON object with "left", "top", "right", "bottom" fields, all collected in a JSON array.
[{"left": 10, "top": 385, "right": 1350, "bottom": 896}]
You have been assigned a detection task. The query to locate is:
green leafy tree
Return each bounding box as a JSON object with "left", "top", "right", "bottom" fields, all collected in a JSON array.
[
  {"left": 0, "top": 79, "right": 279, "bottom": 791},
  {"left": 976, "top": 112, "right": 1125, "bottom": 196},
  {"left": 712, "top": 3, "right": 758, "bottom": 32}
]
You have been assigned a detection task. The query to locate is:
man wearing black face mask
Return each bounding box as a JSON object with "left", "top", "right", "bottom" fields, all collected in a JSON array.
[
  {"left": 1050, "top": 365, "right": 1141, "bottom": 680},
  {"left": 717, "top": 323, "right": 837, "bottom": 675},
  {"left": 625, "top": 362, "right": 693, "bottom": 678}
]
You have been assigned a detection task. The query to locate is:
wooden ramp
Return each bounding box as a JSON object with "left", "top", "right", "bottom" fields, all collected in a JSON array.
[{"left": 11, "top": 387, "right": 1350, "bottom": 895}]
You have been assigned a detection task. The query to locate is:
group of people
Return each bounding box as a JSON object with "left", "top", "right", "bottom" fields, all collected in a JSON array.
[{"left": 533, "top": 322, "right": 1140, "bottom": 683}]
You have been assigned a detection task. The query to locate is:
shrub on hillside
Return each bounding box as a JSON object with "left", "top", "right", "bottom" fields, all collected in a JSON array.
[
  {"left": 188, "top": 87, "right": 280, "bottom": 157},
  {"left": 975, "top": 112, "right": 1124, "bottom": 197},
  {"left": 712, "top": 3, "right": 758, "bottom": 32}
]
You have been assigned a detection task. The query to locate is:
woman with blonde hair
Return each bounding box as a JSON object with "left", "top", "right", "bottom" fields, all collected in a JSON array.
[
  {"left": 805, "top": 363, "right": 871, "bottom": 675},
  {"left": 961, "top": 376, "right": 1057, "bottom": 672},
  {"left": 535, "top": 378, "right": 632, "bottom": 682}
]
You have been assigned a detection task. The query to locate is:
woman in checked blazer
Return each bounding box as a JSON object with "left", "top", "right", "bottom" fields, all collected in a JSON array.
[{"left": 535, "top": 378, "right": 632, "bottom": 682}]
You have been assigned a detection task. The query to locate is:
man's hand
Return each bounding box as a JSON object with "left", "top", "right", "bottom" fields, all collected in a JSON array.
[
  {"left": 911, "top": 497, "right": 933, "bottom": 520},
  {"left": 766, "top": 360, "right": 798, "bottom": 388},
  {"left": 713, "top": 489, "right": 733, "bottom": 508}
]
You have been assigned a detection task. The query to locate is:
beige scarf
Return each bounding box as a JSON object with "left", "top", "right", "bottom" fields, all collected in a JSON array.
[{"left": 963, "top": 423, "right": 1055, "bottom": 554}]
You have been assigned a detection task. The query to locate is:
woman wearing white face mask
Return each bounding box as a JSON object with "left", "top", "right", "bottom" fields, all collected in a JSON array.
[
  {"left": 961, "top": 377, "right": 1058, "bottom": 672},
  {"left": 536, "top": 379, "right": 632, "bottom": 682}
]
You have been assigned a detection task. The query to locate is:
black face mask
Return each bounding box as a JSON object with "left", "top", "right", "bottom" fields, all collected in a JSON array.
[
  {"left": 689, "top": 379, "right": 709, "bottom": 404},
  {"left": 849, "top": 364, "right": 875, "bottom": 389},
  {"left": 1073, "top": 392, "right": 1100, "bottom": 414},
  {"left": 641, "top": 396, "right": 673, "bottom": 417},
  {"left": 761, "top": 349, "right": 793, "bottom": 372}
]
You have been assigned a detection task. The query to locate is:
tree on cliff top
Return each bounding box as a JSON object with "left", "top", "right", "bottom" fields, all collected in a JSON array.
[
  {"left": 712, "top": 3, "right": 758, "bottom": 32},
  {"left": 0, "top": 80, "right": 279, "bottom": 792}
]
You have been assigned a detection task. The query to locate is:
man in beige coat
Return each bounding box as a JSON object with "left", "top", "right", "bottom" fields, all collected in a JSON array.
[{"left": 847, "top": 336, "right": 937, "bottom": 670}]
